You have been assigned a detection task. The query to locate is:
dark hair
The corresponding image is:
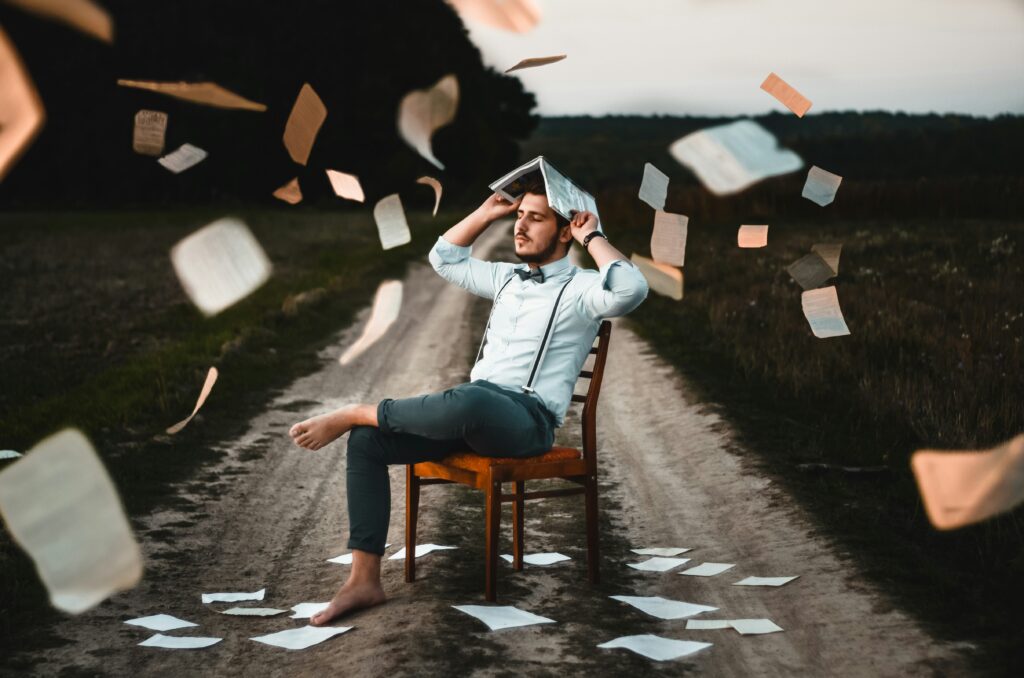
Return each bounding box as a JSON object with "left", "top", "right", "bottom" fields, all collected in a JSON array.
[{"left": 521, "top": 179, "right": 570, "bottom": 230}]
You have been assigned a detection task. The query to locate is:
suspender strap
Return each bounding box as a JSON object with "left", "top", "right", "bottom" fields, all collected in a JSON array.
[
  {"left": 473, "top": 274, "right": 517, "bottom": 367},
  {"left": 522, "top": 276, "right": 574, "bottom": 393}
]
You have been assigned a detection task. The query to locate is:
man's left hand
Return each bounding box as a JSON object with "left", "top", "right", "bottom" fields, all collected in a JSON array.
[{"left": 569, "top": 210, "right": 599, "bottom": 243}]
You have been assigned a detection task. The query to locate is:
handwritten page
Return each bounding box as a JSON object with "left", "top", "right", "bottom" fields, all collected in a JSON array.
[
  {"left": 373, "top": 194, "right": 412, "bottom": 251},
  {"left": 631, "top": 253, "right": 683, "bottom": 301},
  {"left": 801, "top": 286, "right": 851, "bottom": 338},
  {"left": 132, "top": 110, "right": 168, "bottom": 157},
  {"left": 737, "top": 225, "right": 769, "bottom": 248},
  {"left": 802, "top": 166, "right": 843, "bottom": 206},
  {"left": 787, "top": 252, "right": 835, "bottom": 290},
  {"left": 760, "top": 72, "right": 812, "bottom": 117},
  {"left": 638, "top": 162, "right": 669, "bottom": 211},
  {"left": 158, "top": 143, "right": 207, "bottom": 174}
]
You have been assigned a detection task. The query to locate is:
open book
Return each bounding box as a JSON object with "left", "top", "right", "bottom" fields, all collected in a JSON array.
[{"left": 489, "top": 156, "right": 602, "bottom": 230}]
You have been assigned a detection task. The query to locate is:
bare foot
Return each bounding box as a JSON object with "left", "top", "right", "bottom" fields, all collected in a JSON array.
[
  {"left": 289, "top": 405, "right": 360, "bottom": 450},
  {"left": 310, "top": 579, "right": 386, "bottom": 626}
]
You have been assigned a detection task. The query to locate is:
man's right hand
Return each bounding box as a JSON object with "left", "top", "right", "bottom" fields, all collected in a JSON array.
[{"left": 475, "top": 193, "right": 521, "bottom": 225}]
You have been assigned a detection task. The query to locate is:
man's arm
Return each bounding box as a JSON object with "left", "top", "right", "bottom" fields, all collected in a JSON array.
[
  {"left": 569, "top": 210, "right": 649, "bottom": 319},
  {"left": 428, "top": 194, "right": 520, "bottom": 299}
]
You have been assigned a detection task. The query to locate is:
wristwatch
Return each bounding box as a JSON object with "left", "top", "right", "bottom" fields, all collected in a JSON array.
[{"left": 582, "top": 231, "right": 607, "bottom": 250}]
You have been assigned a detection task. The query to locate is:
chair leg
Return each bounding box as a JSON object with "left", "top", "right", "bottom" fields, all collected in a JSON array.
[
  {"left": 584, "top": 474, "right": 600, "bottom": 585},
  {"left": 512, "top": 480, "right": 525, "bottom": 571},
  {"left": 485, "top": 478, "right": 501, "bottom": 601},
  {"left": 405, "top": 465, "right": 419, "bottom": 584}
]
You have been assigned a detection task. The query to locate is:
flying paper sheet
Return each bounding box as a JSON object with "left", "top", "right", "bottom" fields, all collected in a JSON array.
[
  {"left": 0, "top": 28, "right": 45, "bottom": 183},
  {"left": 597, "top": 634, "right": 712, "bottom": 662},
  {"left": 802, "top": 166, "right": 843, "bottom": 207},
  {"left": 132, "top": 110, "right": 167, "bottom": 157},
  {"left": 0, "top": 429, "right": 142, "bottom": 614},
  {"left": 738, "top": 225, "right": 769, "bottom": 249},
  {"left": 283, "top": 83, "right": 327, "bottom": 166},
  {"left": 5, "top": 0, "right": 112, "bottom": 43},
  {"left": 166, "top": 367, "right": 218, "bottom": 434},
  {"left": 388, "top": 544, "right": 457, "bottom": 560},
  {"left": 251, "top": 625, "right": 352, "bottom": 650},
  {"left": 630, "top": 253, "right": 682, "bottom": 301},
  {"left": 500, "top": 552, "right": 571, "bottom": 566},
  {"left": 505, "top": 54, "right": 566, "bottom": 74},
  {"left": 639, "top": 163, "right": 669, "bottom": 211},
  {"left": 417, "top": 176, "right": 443, "bottom": 216},
  {"left": 630, "top": 547, "right": 690, "bottom": 557},
  {"left": 733, "top": 576, "right": 799, "bottom": 587},
  {"left": 290, "top": 602, "right": 330, "bottom": 619},
  {"left": 669, "top": 119, "right": 802, "bottom": 196},
  {"left": 373, "top": 194, "right": 412, "bottom": 251},
  {"left": 326, "top": 170, "right": 365, "bottom": 203},
  {"left": 910, "top": 434, "right": 1024, "bottom": 531},
  {"left": 0, "top": 450, "right": 22, "bottom": 459},
  {"left": 679, "top": 562, "right": 735, "bottom": 577},
  {"left": 801, "top": 286, "right": 851, "bottom": 339},
  {"left": 170, "top": 217, "right": 272, "bottom": 317},
  {"left": 448, "top": 0, "right": 541, "bottom": 33},
  {"left": 158, "top": 143, "right": 207, "bottom": 174},
  {"left": 626, "top": 557, "right": 691, "bottom": 572},
  {"left": 139, "top": 634, "right": 222, "bottom": 649},
  {"left": 686, "top": 618, "right": 783, "bottom": 635},
  {"left": 651, "top": 210, "right": 687, "bottom": 267},
  {"left": 398, "top": 74, "right": 459, "bottom": 170},
  {"left": 124, "top": 614, "right": 197, "bottom": 632},
  {"left": 811, "top": 243, "right": 842, "bottom": 275},
  {"left": 453, "top": 604, "right": 556, "bottom": 631},
  {"left": 116, "top": 80, "right": 267, "bottom": 112},
  {"left": 760, "top": 72, "right": 812, "bottom": 117},
  {"left": 610, "top": 595, "right": 717, "bottom": 620},
  {"left": 787, "top": 252, "right": 835, "bottom": 290},
  {"left": 339, "top": 280, "right": 403, "bottom": 365},
  {"left": 272, "top": 177, "right": 303, "bottom": 205},
  {"left": 221, "top": 607, "right": 287, "bottom": 617},
  {"left": 201, "top": 588, "right": 266, "bottom": 604}
]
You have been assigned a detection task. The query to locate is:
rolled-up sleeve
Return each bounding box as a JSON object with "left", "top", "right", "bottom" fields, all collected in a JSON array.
[
  {"left": 428, "top": 236, "right": 513, "bottom": 299},
  {"left": 577, "top": 258, "right": 649, "bottom": 320}
]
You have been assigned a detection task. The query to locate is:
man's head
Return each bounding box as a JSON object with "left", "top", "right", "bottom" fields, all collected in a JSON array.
[{"left": 514, "top": 179, "right": 572, "bottom": 265}]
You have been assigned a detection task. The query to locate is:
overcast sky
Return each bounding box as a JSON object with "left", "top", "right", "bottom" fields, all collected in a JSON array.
[{"left": 463, "top": 0, "right": 1024, "bottom": 117}]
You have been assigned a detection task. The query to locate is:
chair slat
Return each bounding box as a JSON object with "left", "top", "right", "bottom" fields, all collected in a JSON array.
[
  {"left": 579, "top": 370, "right": 593, "bottom": 378},
  {"left": 571, "top": 394, "right": 586, "bottom": 403}
]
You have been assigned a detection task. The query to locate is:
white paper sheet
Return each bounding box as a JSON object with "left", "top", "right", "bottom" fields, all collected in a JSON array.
[
  {"left": 201, "top": 588, "right": 266, "bottom": 604},
  {"left": 802, "top": 166, "right": 843, "bottom": 207},
  {"left": 627, "top": 556, "right": 690, "bottom": 572},
  {"left": 388, "top": 544, "right": 457, "bottom": 560},
  {"left": 116, "top": 80, "right": 267, "bottom": 111},
  {"left": 639, "top": 162, "right": 669, "bottom": 211},
  {"left": 760, "top": 72, "right": 813, "bottom": 117},
  {"left": 669, "top": 119, "right": 802, "bottom": 196},
  {"left": 453, "top": 604, "right": 555, "bottom": 630},
  {"left": 598, "top": 634, "right": 712, "bottom": 661},
  {"left": 811, "top": 243, "right": 842, "bottom": 275},
  {"left": 500, "top": 552, "right": 570, "bottom": 566},
  {"left": 787, "top": 253, "right": 835, "bottom": 291},
  {"left": 170, "top": 217, "right": 272, "bottom": 317},
  {"left": 684, "top": 619, "right": 733, "bottom": 630},
  {"left": 417, "top": 176, "right": 443, "bottom": 216},
  {"left": 325, "top": 170, "right": 365, "bottom": 203},
  {"left": 0, "top": 450, "right": 22, "bottom": 459},
  {"left": 339, "top": 280, "right": 403, "bottom": 365},
  {"left": 0, "top": 28, "right": 45, "bottom": 183},
  {"left": 250, "top": 625, "right": 352, "bottom": 650},
  {"left": 630, "top": 547, "right": 691, "bottom": 557},
  {"left": 733, "top": 576, "right": 799, "bottom": 587},
  {"left": 272, "top": 177, "right": 302, "bottom": 205},
  {"left": 283, "top": 83, "right": 327, "bottom": 166},
  {"left": 373, "top": 194, "right": 412, "bottom": 251},
  {"left": 610, "top": 595, "right": 717, "bottom": 620},
  {"left": 289, "top": 602, "right": 330, "bottom": 619},
  {"left": 166, "top": 367, "right": 218, "bottom": 434},
  {"left": 679, "top": 562, "right": 735, "bottom": 577},
  {"left": 801, "top": 286, "right": 851, "bottom": 339},
  {"left": 650, "top": 210, "right": 688, "bottom": 267},
  {"left": 505, "top": 54, "right": 566, "bottom": 73},
  {"left": 630, "top": 253, "right": 683, "bottom": 301},
  {"left": 738, "top": 225, "right": 769, "bottom": 249},
  {"left": 327, "top": 544, "right": 391, "bottom": 565},
  {"left": 132, "top": 110, "right": 167, "bottom": 157},
  {"left": 730, "top": 619, "right": 784, "bottom": 635},
  {"left": 139, "top": 634, "right": 222, "bottom": 649},
  {"left": 124, "top": 614, "right": 198, "bottom": 632},
  {"left": 158, "top": 143, "right": 207, "bottom": 174},
  {"left": 0, "top": 429, "right": 142, "bottom": 614},
  {"left": 220, "top": 607, "right": 287, "bottom": 617},
  {"left": 448, "top": 0, "right": 541, "bottom": 33},
  {"left": 398, "top": 74, "right": 459, "bottom": 170}
]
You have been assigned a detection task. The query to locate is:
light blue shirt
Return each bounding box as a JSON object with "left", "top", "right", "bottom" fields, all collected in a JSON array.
[{"left": 429, "top": 235, "right": 649, "bottom": 426}]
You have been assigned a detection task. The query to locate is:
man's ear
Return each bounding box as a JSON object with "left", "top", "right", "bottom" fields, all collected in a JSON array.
[{"left": 558, "top": 223, "right": 573, "bottom": 244}]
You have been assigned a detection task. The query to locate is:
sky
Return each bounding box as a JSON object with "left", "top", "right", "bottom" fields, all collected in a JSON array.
[{"left": 462, "top": 0, "right": 1024, "bottom": 117}]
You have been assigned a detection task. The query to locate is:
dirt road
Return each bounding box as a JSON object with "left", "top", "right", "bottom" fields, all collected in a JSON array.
[{"left": 22, "top": 225, "right": 972, "bottom": 676}]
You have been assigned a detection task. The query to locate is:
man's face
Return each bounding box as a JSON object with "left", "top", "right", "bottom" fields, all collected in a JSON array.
[{"left": 514, "top": 192, "right": 569, "bottom": 264}]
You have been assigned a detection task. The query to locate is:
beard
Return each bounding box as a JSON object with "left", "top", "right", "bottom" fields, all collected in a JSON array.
[{"left": 514, "top": 232, "right": 562, "bottom": 264}]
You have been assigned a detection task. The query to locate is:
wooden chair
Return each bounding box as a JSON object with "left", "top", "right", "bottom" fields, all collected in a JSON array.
[{"left": 404, "top": 320, "right": 612, "bottom": 601}]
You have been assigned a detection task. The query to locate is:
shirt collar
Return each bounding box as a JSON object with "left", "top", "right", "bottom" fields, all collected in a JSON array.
[{"left": 520, "top": 253, "right": 573, "bottom": 281}]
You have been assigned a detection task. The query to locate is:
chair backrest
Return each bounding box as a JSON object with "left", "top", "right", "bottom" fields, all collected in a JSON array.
[{"left": 570, "top": 320, "right": 612, "bottom": 470}]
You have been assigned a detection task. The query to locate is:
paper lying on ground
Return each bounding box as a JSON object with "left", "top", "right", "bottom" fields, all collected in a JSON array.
[
  {"left": 132, "top": 110, "right": 167, "bottom": 157},
  {"left": 679, "top": 562, "right": 735, "bottom": 577},
  {"left": 158, "top": 143, "right": 207, "bottom": 174},
  {"left": 684, "top": 619, "right": 731, "bottom": 629},
  {"left": 610, "top": 595, "right": 716, "bottom": 620},
  {"left": 811, "top": 243, "right": 842, "bottom": 275},
  {"left": 221, "top": 607, "right": 287, "bottom": 617},
  {"left": 251, "top": 625, "right": 352, "bottom": 650},
  {"left": 283, "top": 83, "right": 327, "bottom": 166},
  {"left": 398, "top": 74, "right": 458, "bottom": 170},
  {"left": 760, "top": 72, "right": 812, "bottom": 117},
  {"left": 5, "top": 0, "right": 113, "bottom": 43},
  {"left": 911, "top": 434, "right": 1024, "bottom": 530},
  {"left": 500, "top": 552, "right": 570, "bottom": 566},
  {"left": 373, "top": 194, "right": 412, "bottom": 250},
  {"left": 687, "top": 618, "right": 783, "bottom": 635},
  {"left": 505, "top": 54, "right": 566, "bottom": 73},
  {"left": 627, "top": 556, "right": 690, "bottom": 572},
  {"left": 417, "top": 176, "right": 443, "bottom": 216},
  {"left": 170, "top": 217, "right": 272, "bottom": 317},
  {"left": 787, "top": 252, "right": 835, "bottom": 290},
  {"left": 802, "top": 166, "right": 843, "bottom": 207},
  {"left": 453, "top": 604, "right": 555, "bottom": 630},
  {"left": 116, "top": 80, "right": 267, "bottom": 111},
  {"left": 290, "top": 602, "right": 330, "bottom": 619},
  {"left": 202, "top": 588, "right": 266, "bottom": 604},
  {"left": 327, "top": 544, "right": 391, "bottom": 565},
  {"left": 598, "top": 634, "right": 712, "bottom": 661},
  {"left": 650, "top": 210, "right": 687, "bottom": 267},
  {"left": 273, "top": 177, "right": 302, "bottom": 205},
  {"left": 669, "top": 119, "right": 802, "bottom": 196},
  {"left": 0, "top": 28, "right": 45, "bottom": 182},
  {"left": 166, "top": 367, "right": 218, "bottom": 434},
  {"left": 139, "top": 634, "right": 222, "bottom": 649},
  {"left": 738, "top": 225, "right": 769, "bottom": 248},
  {"left": 734, "top": 576, "right": 799, "bottom": 587},
  {"left": 326, "top": 170, "right": 364, "bottom": 203},
  {"left": 448, "top": 0, "right": 541, "bottom": 33},
  {"left": 631, "top": 547, "right": 690, "bottom": 557},
  {"left": 631, "top": 253, "right": 682, "bottom": 301},
  {"left": 0, "top": 450, "right": 22, "bottom": 459},
  {"left": 388, "top": 544, "right": 457, "bottom": 560},
  {"left": 0, "top": 429, "right": 142, "bottom": 614},
  {"left": 339, "top": 280, "right": 403, "bottom": 365},
  {"left": 638, "top": 162, "right": 669, "bottom": 211},
  {"left": 801, "top": 286, "right": 851, "bottom": 339},
  {"left": 124, "top": 614, "right": 198, "bottom": 632}
]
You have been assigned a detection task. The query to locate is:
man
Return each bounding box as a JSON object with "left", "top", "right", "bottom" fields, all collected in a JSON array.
[{"left": 289, "top": 181, "right": 648, "bottom": 625}]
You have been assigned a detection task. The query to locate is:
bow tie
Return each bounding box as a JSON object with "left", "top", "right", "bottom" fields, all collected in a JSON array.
[{"left": 515, "top": 268, "right": 545, "bottom": 283}]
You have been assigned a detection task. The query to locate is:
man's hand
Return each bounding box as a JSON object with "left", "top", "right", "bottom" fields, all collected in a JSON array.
[
  {"left": 569, "top": 210, "right": 599, "bottom": 244},
  {"left": 475, "top": 193, "right": 522, "bottom": 225}
]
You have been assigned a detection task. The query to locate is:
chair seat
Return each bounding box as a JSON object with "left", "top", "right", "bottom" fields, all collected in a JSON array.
[{"left": 440, "top": 446, "right": 583, "bottom": 474}]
